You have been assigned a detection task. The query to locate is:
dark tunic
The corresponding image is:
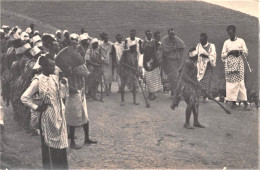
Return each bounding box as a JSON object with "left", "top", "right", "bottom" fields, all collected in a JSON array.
[
  {"left": 175, "top": 58, "right": 199, "bottom": 104},
  {"left": 119, "top": 50, "right": 138, "bottom": 91}
]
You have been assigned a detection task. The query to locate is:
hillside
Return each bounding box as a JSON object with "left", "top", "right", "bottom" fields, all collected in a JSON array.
[{"left": 1, "top": 1, "right": 258, "bottom": 91}]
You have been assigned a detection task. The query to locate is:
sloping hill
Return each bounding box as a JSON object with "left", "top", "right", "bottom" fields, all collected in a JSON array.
[{"left": 1, "top": 1, "right": 258, "bottom": 90}]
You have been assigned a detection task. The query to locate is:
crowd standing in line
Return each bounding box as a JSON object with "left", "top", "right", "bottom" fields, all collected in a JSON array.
[{"left": 0, "top": 23, "right": 252, "bottom": 169}]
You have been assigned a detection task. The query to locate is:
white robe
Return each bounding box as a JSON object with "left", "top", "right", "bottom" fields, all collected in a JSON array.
[{"left": 221, "top": 37, "right": 248, "bottom": 101}]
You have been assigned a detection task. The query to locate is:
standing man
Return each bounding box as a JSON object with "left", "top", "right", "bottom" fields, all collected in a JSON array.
[
  {"left": 160, "top": 28, "right": 185, "bottom": 97},
  {"left": 99, "top": 33, "right": 113, "bottom": 95},
  {"left": 221, "top": 25, "right": 250, "bottom": 110},
  {"left": 125, "top": 29, "right": 143, "bottom": 69},
  {"left": 171, "top": 48, "right": 205, "bottom": 129},
  {"left": 55, "top": 30, "right": 62, "bottom": 48},
  {"left": 119, "top": 42, "right": 140, "bottom": 106},
  {"left": 111, "top": 34, "right": 125, "bottom": 92},
  {"left": 85, "top": 38, "right": 104, "bottom": 102},
  {"left": 196, "top": 33, "right": 217, "bottom": 102},
  {"left": 61, "top": 30, "right": 71, "bottom": 49}
]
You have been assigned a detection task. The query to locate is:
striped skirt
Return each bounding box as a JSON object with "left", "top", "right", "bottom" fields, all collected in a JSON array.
[{"left": 145, "top": 67, "right": 163, "bottom": 93}]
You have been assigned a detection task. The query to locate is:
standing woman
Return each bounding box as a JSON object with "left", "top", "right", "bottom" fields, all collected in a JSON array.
[
  {"left": 21, "top": 55, "right": 69, "bottom": 169},
  {"left": 140, "top": 30, "right": 162, "bottom": 100}
]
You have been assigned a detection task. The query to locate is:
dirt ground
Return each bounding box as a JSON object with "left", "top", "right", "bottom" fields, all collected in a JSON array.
[{"left": 0, "top": 83, "right": 258, "bottom": 169}]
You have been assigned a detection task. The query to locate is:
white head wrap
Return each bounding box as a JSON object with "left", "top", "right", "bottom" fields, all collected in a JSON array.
[
  {"left": 63, "top": 30, "right": 68, "bottom": 35},
  {"left": 79, "top": 34, "right": 89, "bottom": 42},
  {"left": 26, "top": 27, "right": 32, "bottom": 34},
  {"left": 70, "top": 33, "right": 79, "bottom": 40},
  {"left": 91, "top": 38, "right": 99, "bottom": 44},
  {"left": 56, "top": 30, "right": 61, "bottom": 34},
  {"left": 21, "top": 32, "right": 30, "bottom": 41},
  {"left": 31, "top": 35, "right": 41, "bottom": 44}
]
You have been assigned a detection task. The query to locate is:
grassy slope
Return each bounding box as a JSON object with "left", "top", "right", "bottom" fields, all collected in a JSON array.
[{"left": 1, "top": 1, "right": 258, "bottom": 90}]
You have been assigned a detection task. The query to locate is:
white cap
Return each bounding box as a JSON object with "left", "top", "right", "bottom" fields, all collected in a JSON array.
[
  {"left": 56, "top": 30, "right": 61, "bottom": 34},
  {"left": 2, "top": 25, "right": 8, "bottom": 29},
  {"left": 21, "top": 32, "right": 30, "bottom": 41},
  {"left": 31, "top": 35, "right": 41, "bottom": 44},
  {"left": 70, "top": 33, "right": 79, "bottom": 40},
  {"left": 26, "top": 27, "right": 32, "bottom": 34},
  {"left": 79, "top": 34, "right": 89, "bottom": 42},
  {"left": 63, "top": 30, "right": 68, "bottom": 35},
  {"left": 91, "top": 38, "right": 99, "bottom": 44},
  {"left": 30, "top": 46, "right": 41, "bottom": 56}
]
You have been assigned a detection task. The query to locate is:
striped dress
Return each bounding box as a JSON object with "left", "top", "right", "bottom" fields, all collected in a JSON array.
[
  {"left": 21, "top": 73, "right": 69, "bottom": 169},
  {"left": 142, "top": 39, "right": 162, "bottom": 93},
  {"left": 21, "top": 74, "right": 68, "bottom": 149}
]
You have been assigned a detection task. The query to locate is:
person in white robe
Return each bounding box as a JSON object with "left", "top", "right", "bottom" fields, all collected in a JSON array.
[
  {"left": 196, "top": 33, "right": 216, "bottom": 102},
  {"left": 221, "top": 25, "right": 250, "bottom": 110}
]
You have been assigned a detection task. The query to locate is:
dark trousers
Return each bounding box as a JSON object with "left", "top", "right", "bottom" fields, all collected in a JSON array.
[{"left": 40, "top": 134, "right": 68, "bottom": 169}]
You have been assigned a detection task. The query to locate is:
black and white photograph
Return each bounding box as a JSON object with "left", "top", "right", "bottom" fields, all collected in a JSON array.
[{"left": 0, "top": 0, "right": 259, "bottom": 169}]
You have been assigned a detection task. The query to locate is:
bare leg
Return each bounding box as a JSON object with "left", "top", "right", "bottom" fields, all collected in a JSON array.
[
  {"left": 133, "top": 85, "right": 139, "bottom": 105},
  {"left": 193, "top": 103, "right": 205, "bottom": 128},
  {"left": 70, "top": 126, "right": 82, "bottom": 149},
  {"left": 83, "top": 122, "right": 97, "bottom": 144},
  {"left": 120, "top": 83, "right": 125, "bottom": 106},
  {"left": 184, "top": 104, "right": 194, "bottom": 129}
]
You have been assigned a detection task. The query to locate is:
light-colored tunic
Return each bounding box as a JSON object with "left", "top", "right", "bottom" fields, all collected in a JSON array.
[
  {"left": 221, "top": 37, "right": 248, "bottom": 101},
  {"left": 21, "top": 74, "right": 68, "bottom": 149},
  {"left": 126, "top": 37, "right": 143, "bottom": 67},
  {"left": 113, "top": 42, "right": 125, "bottom": 87},
  {"left": 0, "top": 105, "right": 4, "bottom": 125},
  {"left": 100, "top": 41, "right": 113, "bottom": 86},
  {"left": 65, "top": 75, "right": 89, "bottom": 127},
  {"left": 196, "top": 42, "right": 216, "bottom": 95},
  {"left": 196, "top": 42, "right": 216, "bottom": 81}
]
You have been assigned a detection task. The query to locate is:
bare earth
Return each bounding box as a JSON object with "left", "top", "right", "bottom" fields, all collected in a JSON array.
[{"left": 1, "top": 85, "right": 258, "bottom": 169}]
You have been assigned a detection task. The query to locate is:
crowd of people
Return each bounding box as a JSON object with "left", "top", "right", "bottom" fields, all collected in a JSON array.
[{"left": 0, "top": 23, "right": 252, "bottom": 169}]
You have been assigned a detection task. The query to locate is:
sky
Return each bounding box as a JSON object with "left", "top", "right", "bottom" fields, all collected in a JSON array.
[{"left": 201, "top": 0, "right": 258, "bottom": 18}]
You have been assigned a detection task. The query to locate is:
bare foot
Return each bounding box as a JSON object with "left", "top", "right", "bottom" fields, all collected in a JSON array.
[
  {"left": 184, "top": 123, "right": 194, "bottom": 129},
  {"left": 193, "top": 122, "right": 205, "bottom": 128},
  {"left": 133, "top": 102, "right": 140, "bottom": 105},
  {"left": 70, "top": 143, "right": 82, "bottom": 149}
]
